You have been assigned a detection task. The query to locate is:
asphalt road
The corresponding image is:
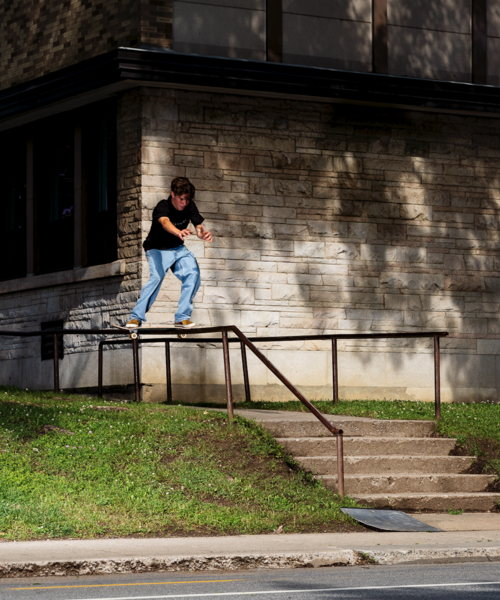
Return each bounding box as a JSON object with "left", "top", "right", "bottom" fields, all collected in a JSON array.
[{"left": 1, "top": 562, "right": 500, "bottom": 600}]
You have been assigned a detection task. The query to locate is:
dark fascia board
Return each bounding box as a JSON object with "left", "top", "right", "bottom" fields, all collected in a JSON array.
[{"left": 2, "top": 47, "right": 500, "bottom": 126}]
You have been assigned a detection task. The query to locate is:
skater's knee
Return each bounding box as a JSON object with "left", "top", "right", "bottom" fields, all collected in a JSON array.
[
  {"left": 187, "top": 269, "right": 200, "bottom": 284},
  {"left": 148, "top": 272, "right": 163, "bottom": 285}
]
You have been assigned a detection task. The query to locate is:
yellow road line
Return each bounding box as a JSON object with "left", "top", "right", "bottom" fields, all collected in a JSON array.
[{"left": 11, "top": 579, "right": 244, "bottom": 591}]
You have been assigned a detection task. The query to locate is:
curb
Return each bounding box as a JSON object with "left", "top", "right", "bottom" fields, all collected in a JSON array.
[
  {"left": 367, "top": 547, "right": 500, "bottom": 565},
  {"left": 1, "top": 547, "right": 500, "bottom": 578},
  {"left": 0, "top": 552, "right": 360, "bottom": 578}
]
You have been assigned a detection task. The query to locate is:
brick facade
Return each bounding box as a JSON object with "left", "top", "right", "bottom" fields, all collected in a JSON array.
[{"left": 0, "top": 0, "right": 172, "bottom": 91}]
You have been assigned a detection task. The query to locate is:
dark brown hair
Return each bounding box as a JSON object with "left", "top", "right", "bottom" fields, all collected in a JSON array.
[{"left": 171, "top": 177, "right": 195, "bottom": 200}]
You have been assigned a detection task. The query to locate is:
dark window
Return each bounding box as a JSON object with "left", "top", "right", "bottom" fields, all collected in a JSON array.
[
  {"left": 34, "top": 117, "right": 75, "bottom": 274},
  {"left": 0, "top": 133, "right": 27, "bottom": 281},
  {"left": 83, "top": 107, "right": 117, "bottom": 266},
  {"left": 0, "top": 101, "right": 117, "bottom": 281},
  {"left": 41, "top": 320, "right": 64, "bottom": 361}
]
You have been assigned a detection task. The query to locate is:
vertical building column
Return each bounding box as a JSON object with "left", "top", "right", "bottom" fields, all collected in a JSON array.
[
  {"left": 74, "top": 124, "right": 84, "bottom": 268},
  {"left": 26, "top": 138, "right": 34, "bottom": 277},
  {"left": 472, "top": 0, "right": 487, "bottom": 84},
  {"left": 266, "top": 0, "right": 282, "bottom": 63},
  {"left": 372, "top": 0, "right": 388, "bottom": 74}
]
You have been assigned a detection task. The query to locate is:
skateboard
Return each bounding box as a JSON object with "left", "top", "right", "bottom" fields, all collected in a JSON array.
[
  {"left": 111, "top": 324, "right": 139, "bottom": 340},
  {"left": 175, "top": 325, "right": 205, "bottom": 339},
  {"left": 111, "top": 324, "right": 206, "bottom": 339}
]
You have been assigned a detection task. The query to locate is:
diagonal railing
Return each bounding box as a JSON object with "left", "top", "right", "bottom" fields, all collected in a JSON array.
[{"left": 0, "top": 326, "right": 450, "bottom": 497}]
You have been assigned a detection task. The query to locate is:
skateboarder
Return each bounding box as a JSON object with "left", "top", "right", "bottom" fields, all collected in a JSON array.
[{"left": 125, "top": 177, "right": 212, "bottom": 329}]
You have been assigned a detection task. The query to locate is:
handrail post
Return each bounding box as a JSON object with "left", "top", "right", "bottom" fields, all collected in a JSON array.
[
  {"left": 222, "top": 330, "right": 234, "bottom": 420},
  {"left": 132, "top": 337, "right": 141, "bottom": 402},
  {"left": 336, "top": 432, "right": 344, "bottom": 499},
  {"left": 241, "top": 340, "right": 251, "bottom": 402},
  {"left": 434, "top": 334, "right": 441, "bottom": 421},
  {"left": 53, "top": 332, "right": 60, "bottom": 393},
  {"left": 230, "top": 326, "right": 342, "bottom": 433},
  {"left": 165, "top": 341, "right": 172, "bottom": 402},
  {"left": 98, "top": 341, "right": 104, "bottom": 397},
  {"left": 332, "top": 337, "right": 338, "bottom": 404}
]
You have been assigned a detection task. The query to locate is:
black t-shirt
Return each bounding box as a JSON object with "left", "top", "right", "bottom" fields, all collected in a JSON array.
[{"left": 143, "top": 198, "right": 204, "bottom": 251}]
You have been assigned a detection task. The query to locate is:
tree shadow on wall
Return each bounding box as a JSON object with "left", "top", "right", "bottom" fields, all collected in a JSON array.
[
  {"left": 142, "top": 86, "right": 500, "bottom": 404},
  {"left": 286, "top": 101, "right": 500, "bottom": 402},
  {"left": 387, "top": 0, "right": 472, "bottom": 82}
]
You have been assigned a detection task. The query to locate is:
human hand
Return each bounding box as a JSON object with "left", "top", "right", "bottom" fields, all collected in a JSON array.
[
  {"left": 177, "top": 228, "right": 193, "bottom": 240},
  {"left": 196, "top": 225, "right": 212, "bottom": 243}
]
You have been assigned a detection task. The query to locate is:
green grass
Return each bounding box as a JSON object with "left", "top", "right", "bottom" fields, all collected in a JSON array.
[
  {"left": 230, "top": 399, "right": 438, "bottom": 421},
  {"left": 0, "top": 387, "right": 360, "bottom": 541}
]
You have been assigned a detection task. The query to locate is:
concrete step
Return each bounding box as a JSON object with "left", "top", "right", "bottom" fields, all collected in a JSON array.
[
  {"left": 296, "top": 455, "right": 475, "bottom": 475},
  {"left": 351, "top": 493, "right": 500, "bottom": 512},
  {"left": 319, "top": 474, "right": 496, "bottom": 494},
  {"left": 262, "top": 419, "right": 435, "bottom": 439},
  {"left": 277, "top": 437, "right": 456, "bottom": 457}
]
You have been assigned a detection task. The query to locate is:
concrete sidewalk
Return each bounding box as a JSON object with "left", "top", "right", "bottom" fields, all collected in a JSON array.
[{"left": 1, "top": 514, "right": 500, "bottom": 578}]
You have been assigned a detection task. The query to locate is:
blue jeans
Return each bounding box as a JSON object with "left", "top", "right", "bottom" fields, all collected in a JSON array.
[{"left": 130, "top": 246, "right": 201, "bottom": 324}]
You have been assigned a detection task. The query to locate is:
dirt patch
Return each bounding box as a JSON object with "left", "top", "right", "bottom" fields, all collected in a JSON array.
[
  {"left": 92, "top": 406, "right": 129, "bottom": 412},
  {"left": 451, "top": 437, "right": 500, "bottom": 493},
  {"left": 192, "top": 427, "right": 297, "bottom": 480},
  {"left": 39, "top": 425, "right": 74, "bottom": 435}
]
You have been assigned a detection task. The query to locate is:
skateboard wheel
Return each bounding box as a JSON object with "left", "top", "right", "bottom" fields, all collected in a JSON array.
[
  {"left": 130, "top": 332, "right": 138, "bottom": 340},
  {"left": 178, "top": 333, "right": 187, "bottom": 339}
]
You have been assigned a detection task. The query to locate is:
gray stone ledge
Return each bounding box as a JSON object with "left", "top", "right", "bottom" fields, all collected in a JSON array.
[{"left": 0, "top": 261, "right": 127, "bottom": 295}]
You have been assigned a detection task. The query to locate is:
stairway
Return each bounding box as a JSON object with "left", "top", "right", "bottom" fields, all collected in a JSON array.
[{"left": 260, "top": 414, "right": 499, "bottom": 511}]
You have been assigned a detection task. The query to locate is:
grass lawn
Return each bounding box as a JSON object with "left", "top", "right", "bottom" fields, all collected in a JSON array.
[{"left": 0, "top": 387, "right": 360, "bottom": 541}]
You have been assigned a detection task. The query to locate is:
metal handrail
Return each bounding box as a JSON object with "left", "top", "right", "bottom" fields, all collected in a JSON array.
[
  {"left": 0, "top": 328, "right": 448, "bottom": 414},
  {"left": 0, "top": 326, "right": 450, "bottom": 497}
]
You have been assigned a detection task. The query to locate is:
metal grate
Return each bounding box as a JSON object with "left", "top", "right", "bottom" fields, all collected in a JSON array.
[{"left": 40, "top": 320, "right": 64, "bottom": 362}]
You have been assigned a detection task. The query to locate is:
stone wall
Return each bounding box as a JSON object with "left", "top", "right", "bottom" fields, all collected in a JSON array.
[
  {"left": 0, "top": 0, "right": 172, "bottom": 91},
  {"left": 137, "top": 87, "right": 500, "bottom": 403},
  {"left": 3, "top": 85, "right": 500, "bottom": 403}
]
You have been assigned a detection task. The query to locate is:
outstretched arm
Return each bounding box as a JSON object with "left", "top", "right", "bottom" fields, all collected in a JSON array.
[
  {"left": 159, "top": 217, "right": 193, "bottom": 241},
  {"left": 196, "top": 224, "right": 213, "bottom": 243}
]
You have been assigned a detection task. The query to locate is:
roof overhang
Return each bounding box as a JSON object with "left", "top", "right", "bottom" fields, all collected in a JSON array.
[{"left": 2, "top": 46, "right": 500, "bottom": 131}]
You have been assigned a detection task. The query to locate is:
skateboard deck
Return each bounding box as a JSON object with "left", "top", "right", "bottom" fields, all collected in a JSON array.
[
  {"left": 111, "top": 324, "right": 206, "bottom": 339},
  {"left": 111, "top": 324, "right": 139, "bottom": 339},
  {"left": 175, "top": 325, "right": 206, "bottom": 339}
]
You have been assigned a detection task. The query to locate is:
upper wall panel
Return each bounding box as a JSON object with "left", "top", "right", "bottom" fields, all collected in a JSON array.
[
  {"left": 282, "top": 0, "right": 372, "bottom": 72},
  {"left": 488, "top": 0, "right": 500, "bottom": 37},
  {"left": 388, "top": 0, "right": 471, "bottom": 81},
  {"left": 173, "top": 0, "right": 265, "bottom": 60},
  {"left": 283, "top": 0, "right": 371, "bottom": 21},
  {"left": 488, "top": 0, "right": 500, "bottom": 85},
  {"left": 388, "top": 0, "right": 470, "bottom": 34}
]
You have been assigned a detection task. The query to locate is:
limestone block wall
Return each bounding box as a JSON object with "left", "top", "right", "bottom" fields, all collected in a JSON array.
[
  {"left": 137, "top": 87, "right": 500, "bottom": 403},
  {"left": 488, "top": 0, "right": 500, "bottom": 85},
  {"left": 0, "top": 91, "right": 144, "bottom": 391},
  {"left": 0, "top": 0, "right": 172, "bottom": 91}
]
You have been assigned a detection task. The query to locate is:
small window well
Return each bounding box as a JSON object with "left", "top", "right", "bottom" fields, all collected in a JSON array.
[{"left": 41, "top": 320, "right": 64, "bottom": 361}]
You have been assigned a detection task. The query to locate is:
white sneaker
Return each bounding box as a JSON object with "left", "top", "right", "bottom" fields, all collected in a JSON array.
[{"left": 126, "top": 319, "right": 140, "bottom": 328}]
